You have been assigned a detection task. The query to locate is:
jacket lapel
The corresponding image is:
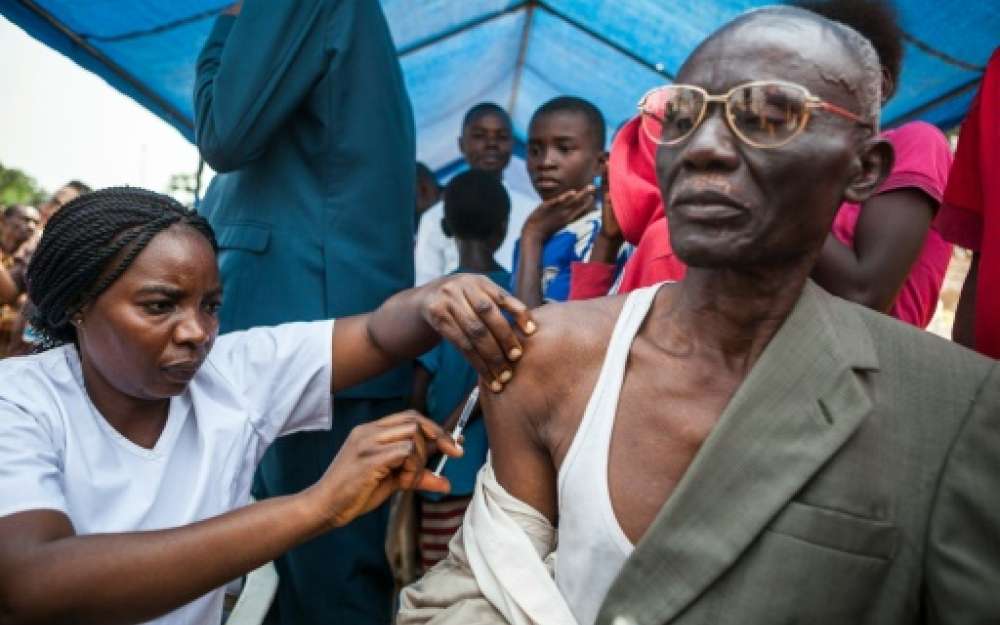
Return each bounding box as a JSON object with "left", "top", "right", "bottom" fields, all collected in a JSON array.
[{"left": 597, "top": 282, "right": 879, "bottom": 625}]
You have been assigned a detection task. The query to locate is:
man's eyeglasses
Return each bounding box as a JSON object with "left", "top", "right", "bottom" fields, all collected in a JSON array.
[{"left": 638, "top": 80, "right": 874, "bottom": 149}]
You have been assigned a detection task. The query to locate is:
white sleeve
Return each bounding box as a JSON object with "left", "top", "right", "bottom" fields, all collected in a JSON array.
[
  {"left": 0, "top": 398, "right": 66, "bottom": 518},
  {"left": 415, "top": 207, "right": 445, "bottom": 286},
  {"left": 207, "top": 319, "right": 334, "bottom": 442}
]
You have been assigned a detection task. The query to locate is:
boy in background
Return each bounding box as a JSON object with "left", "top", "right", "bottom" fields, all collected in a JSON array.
[
  {"left": 512, "top": 96, "right": 612, "bottom": 307},
  {"left": 409, "top": 169, "right": 511, "bottom": 570}
]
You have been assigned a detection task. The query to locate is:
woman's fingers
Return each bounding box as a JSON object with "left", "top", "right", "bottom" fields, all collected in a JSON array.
[
  {"left": 424, "top": 274, "right": 537, "bottom": 391},
  {"left": 462, "top": 289, "right": 523, "bottom": 377},
  {"left": 436, "top": 310, "right": 501, "bottom": 386},
  {"left": 414, "top": 414, "right": 463, "bottom": 458},
  {"left": 412, "top": 471, "right": 451, "bottom": 494},
  {"left": 446, "top": 296, "right": 509, "bottom": 387},
  {"left": 489, "top": 285, "right": 536, "bottom": 340}
]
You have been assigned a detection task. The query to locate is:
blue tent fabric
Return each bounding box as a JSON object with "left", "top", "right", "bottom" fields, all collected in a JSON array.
[{"left": 2, "top": 0, "right": 997, "bottom": 173}]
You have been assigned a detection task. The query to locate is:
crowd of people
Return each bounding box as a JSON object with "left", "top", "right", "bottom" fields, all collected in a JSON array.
[{"left": 0, "top": 0, "right": 998, "bottom": 624}]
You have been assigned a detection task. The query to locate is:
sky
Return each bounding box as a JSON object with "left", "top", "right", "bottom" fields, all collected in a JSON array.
[{"left": 0, "top": 15, "right": 210, "bottom": 198}]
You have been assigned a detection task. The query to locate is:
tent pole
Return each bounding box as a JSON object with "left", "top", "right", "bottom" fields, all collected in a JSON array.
[{"left": 507, "top": 2, "right": 536, "bottom": 117}]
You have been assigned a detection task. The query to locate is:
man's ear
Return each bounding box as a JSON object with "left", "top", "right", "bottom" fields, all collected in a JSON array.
[
  {"left": 843, "top": 136, "right": 894, "bottom": 204},
  {"left": 457, "top": 135, "right": 467, "bottom": 159}
]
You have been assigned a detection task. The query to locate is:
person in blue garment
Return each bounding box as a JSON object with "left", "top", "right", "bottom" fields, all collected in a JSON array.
[
  {"left": 409, "top": 170, "right": 511, "bottom": 571},
  {"left": 193, "top": 1, "right": 419, "bottom": 623},
  {"left": 511, "top": 97, "right": 613, "bottom": 307}
]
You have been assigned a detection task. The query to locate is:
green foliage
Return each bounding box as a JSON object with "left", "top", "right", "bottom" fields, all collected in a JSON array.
[{"left": 0, "top": 163, "right": 47, "bottom": 206}]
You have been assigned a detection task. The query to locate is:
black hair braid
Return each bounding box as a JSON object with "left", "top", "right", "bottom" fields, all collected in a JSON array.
[{"left": 26, "top": 186, "right": 217, "bottom": 350}]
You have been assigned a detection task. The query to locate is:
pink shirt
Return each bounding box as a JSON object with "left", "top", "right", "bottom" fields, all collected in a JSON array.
[{"left": 830, "top": 121, "right": 954, "bottom": 328}]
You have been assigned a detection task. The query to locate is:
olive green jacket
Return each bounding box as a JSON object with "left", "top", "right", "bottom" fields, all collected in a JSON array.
[{"left": 598, "top": 282, "right": 1000, "bottom": 625}]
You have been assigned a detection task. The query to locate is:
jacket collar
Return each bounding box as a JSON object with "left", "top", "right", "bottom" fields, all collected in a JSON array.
[{"left": 597, "top": 281, "right": 879, "bottom": 625}]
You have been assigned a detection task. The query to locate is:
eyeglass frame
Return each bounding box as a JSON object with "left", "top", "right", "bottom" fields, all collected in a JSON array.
[{"left": 637, "top": 80, "right": 875, "bottom": 149}]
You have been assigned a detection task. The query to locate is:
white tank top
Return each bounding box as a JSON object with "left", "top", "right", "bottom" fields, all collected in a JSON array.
[{"left": 555, "top": 283, "right": 664, "bottom": 625}]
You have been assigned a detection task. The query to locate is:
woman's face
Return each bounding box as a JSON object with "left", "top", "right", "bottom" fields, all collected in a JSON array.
[{"left": 76, "top": 224, "right": 222, "bottom": 402}]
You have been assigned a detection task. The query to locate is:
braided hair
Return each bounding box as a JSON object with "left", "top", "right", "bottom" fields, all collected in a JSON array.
[{"left": 26, "top": 186, "right": 217, "bottom": 349}]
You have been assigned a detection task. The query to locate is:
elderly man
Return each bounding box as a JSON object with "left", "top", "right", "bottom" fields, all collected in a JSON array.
[{"left": 399, "top": 6, "right": 1000, "bottom": 625}]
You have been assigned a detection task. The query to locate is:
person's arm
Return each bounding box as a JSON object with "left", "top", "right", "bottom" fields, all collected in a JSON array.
[
  {"left": 952, "top": 252, "right": 979, "bottom": 350},
  {"left": 513, "top": 186, "right": 595, "bottom": 309},
  {"left": 811, "top": 188, "right": 936, "bottom": 313},
  {"left": 0, "top": 261, "right": 17, "bottom": 305},
  {"left": 410, "top": 363, "right": 432, "bottom": 415},
  {"left": 193, "top": 0, "right": 330, "bottom": 172},
  {"left": 477, "top": 324, "right": 563, "bottom": 525},
  {"left": 567, "top": 179, "right": 624, "bottom": 300},
  {"left": 332, "top": 274, "right": 535, "bottom": 394},
  {"left": 924, "top": 364, "right": 1000, "bottom": 623},
  {"left": 0, "top": 412, "right": 459, "bottom": 625}
]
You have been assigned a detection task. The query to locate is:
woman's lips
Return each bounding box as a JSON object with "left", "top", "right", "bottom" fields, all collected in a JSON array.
[{"left": 160, "top": 361, "right": 202, "bottom": 384}]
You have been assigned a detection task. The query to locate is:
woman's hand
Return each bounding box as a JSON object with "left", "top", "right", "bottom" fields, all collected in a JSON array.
[
  {"left": 307, "top": 411, "right": 462, "bottom": 529},
  {"left": 421, "top": 274, "right": 536, "bottom": 391}
]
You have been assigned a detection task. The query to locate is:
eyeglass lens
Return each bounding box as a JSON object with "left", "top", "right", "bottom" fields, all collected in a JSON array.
[{"left": 641, "top": 83, "right": 809, "bottom": 147}]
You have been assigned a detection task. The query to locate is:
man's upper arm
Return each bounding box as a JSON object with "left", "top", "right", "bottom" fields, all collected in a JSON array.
[
  {"left": 851, "top": 187, "right": 936, "bottom": 310},
  {"left": 924, "top": 363, "right": 1000, "bottom": 623},
  {"left": 193, "top": 0, "right": 332, "bottom": 172},
  {"left": 479, "top": 367, "right": 559, "bottom": 525}
]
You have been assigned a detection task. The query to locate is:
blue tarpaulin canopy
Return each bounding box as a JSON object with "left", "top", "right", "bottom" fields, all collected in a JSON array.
[{"left": 2, "top": 0, "right": 997, "bottom": 175}]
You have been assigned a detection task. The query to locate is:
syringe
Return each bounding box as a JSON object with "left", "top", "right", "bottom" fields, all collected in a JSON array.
[{"left": 432, "top": 385, "right": 480, "bottom": 477}]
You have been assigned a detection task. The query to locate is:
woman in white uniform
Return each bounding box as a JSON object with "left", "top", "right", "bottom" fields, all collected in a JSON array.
[{"left": 0, "top": 187, "right": 534, "bottom": 625}]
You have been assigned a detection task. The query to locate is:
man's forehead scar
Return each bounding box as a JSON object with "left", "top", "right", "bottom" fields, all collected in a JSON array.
[{"left": 812, "top": 61, "right": 860, "bottom": 98}]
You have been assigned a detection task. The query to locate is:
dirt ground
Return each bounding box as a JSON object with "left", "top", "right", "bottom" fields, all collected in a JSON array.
[{"left": 927, "top": 247, "right": 972, "bottom": 339}]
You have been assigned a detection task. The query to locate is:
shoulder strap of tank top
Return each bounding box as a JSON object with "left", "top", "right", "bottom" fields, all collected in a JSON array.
[{"left": 557, "top": 282, "right": 666, "bottom": 488}]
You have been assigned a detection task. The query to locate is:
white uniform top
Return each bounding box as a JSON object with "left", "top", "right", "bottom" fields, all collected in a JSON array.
[
  {"left": 0, "top": 320, "right": 335, "bottom": 625},
  {"left": 556, "top": 284, "right": 664, "bottom": 625},
  {"left": 413, "top": 181, "right": 538, "bottom": 286}
]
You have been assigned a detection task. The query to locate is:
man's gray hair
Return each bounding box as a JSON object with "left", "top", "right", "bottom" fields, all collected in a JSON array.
[{"left": 738, "top": 5, "right": 883, "bottom": 131}]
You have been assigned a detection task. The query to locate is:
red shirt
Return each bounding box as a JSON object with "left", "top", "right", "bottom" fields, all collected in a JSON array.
[
  {"left": 935, "top": 48, "right": 1000, "bottom": 358},
  {"left": 831, "top": 121, "right": 954, "bottom": 328},
  {"left": 569, "top": 116, "right": 685, "bottom": 300}
]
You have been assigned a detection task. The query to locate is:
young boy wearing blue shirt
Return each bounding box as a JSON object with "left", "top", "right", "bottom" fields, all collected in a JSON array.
[
  {"left": 512, "top": 96, "right": 610, "bottom": 307},
  {"left": 409, "top": 169, "right": 511, "bottom": 570}
]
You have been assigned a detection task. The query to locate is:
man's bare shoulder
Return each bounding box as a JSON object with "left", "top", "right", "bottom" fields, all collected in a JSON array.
[
  {"left": 480, "top": 295, "right": 629, "bottom": 521},
  {"left": 523, "top": 295, "right": 626, "bottom": 374},
  {"left": 484, "top": 295, "right": 627, "bottom": 425}
]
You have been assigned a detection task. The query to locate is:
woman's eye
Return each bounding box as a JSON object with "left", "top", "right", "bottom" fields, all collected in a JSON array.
[
  {"left": 142, "top": 301, "right": 173, "bottom": 314},
  {"left": 204, "top": 301, "right": 222, "bottom": 315}
]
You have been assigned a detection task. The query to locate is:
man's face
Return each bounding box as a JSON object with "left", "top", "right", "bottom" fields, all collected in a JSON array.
[
  {"left": 527, "top": 111, "right": 606, "bottom": 201},
  {"left": 40, "top": 185, "right": 83, "bottom": 225},
  {"left": 657, "top": 17, "right": 869, "bottom": 269},
  {"left": 1, "top": 205, "right": 41, "bottom": 253},
  {"left": 459, "top": 112, "right": 514, "bottom": 175}
]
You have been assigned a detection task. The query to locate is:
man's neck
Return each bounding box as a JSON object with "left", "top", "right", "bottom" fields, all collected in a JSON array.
[
  {"left": 653, "top": 258, "right": 815, "bottom": 375},
  {"left": 456, "top": 240, "right": 501, "bottom": 273}
]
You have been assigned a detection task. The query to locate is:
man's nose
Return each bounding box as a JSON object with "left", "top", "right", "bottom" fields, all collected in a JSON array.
[
  {"left": 681, "top": 109, "right": 740, "bottom": 171},
  {"left": 540, "top": 147, "right": 558, "bottom": 168}
]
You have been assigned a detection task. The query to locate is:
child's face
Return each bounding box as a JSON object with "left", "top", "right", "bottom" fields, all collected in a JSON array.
[
  {"left": 526, "top": 111, "right": 606, "bottom": 201},
  {"left": 459, "top": 112, "right": 514, "bottom": 175}
]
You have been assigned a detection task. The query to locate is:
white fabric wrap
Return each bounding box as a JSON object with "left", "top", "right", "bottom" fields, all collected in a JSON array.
[{"left": 398, "top": 459, "right": 578, "bottom": 625}]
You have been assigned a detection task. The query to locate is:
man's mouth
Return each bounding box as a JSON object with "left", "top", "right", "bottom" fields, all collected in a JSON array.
[
  {"left": 670, "top": 189, "right": 749, "bottom": 223},
  {"left": 534, "top": 177, "right": 562, "bottom": 190}
]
